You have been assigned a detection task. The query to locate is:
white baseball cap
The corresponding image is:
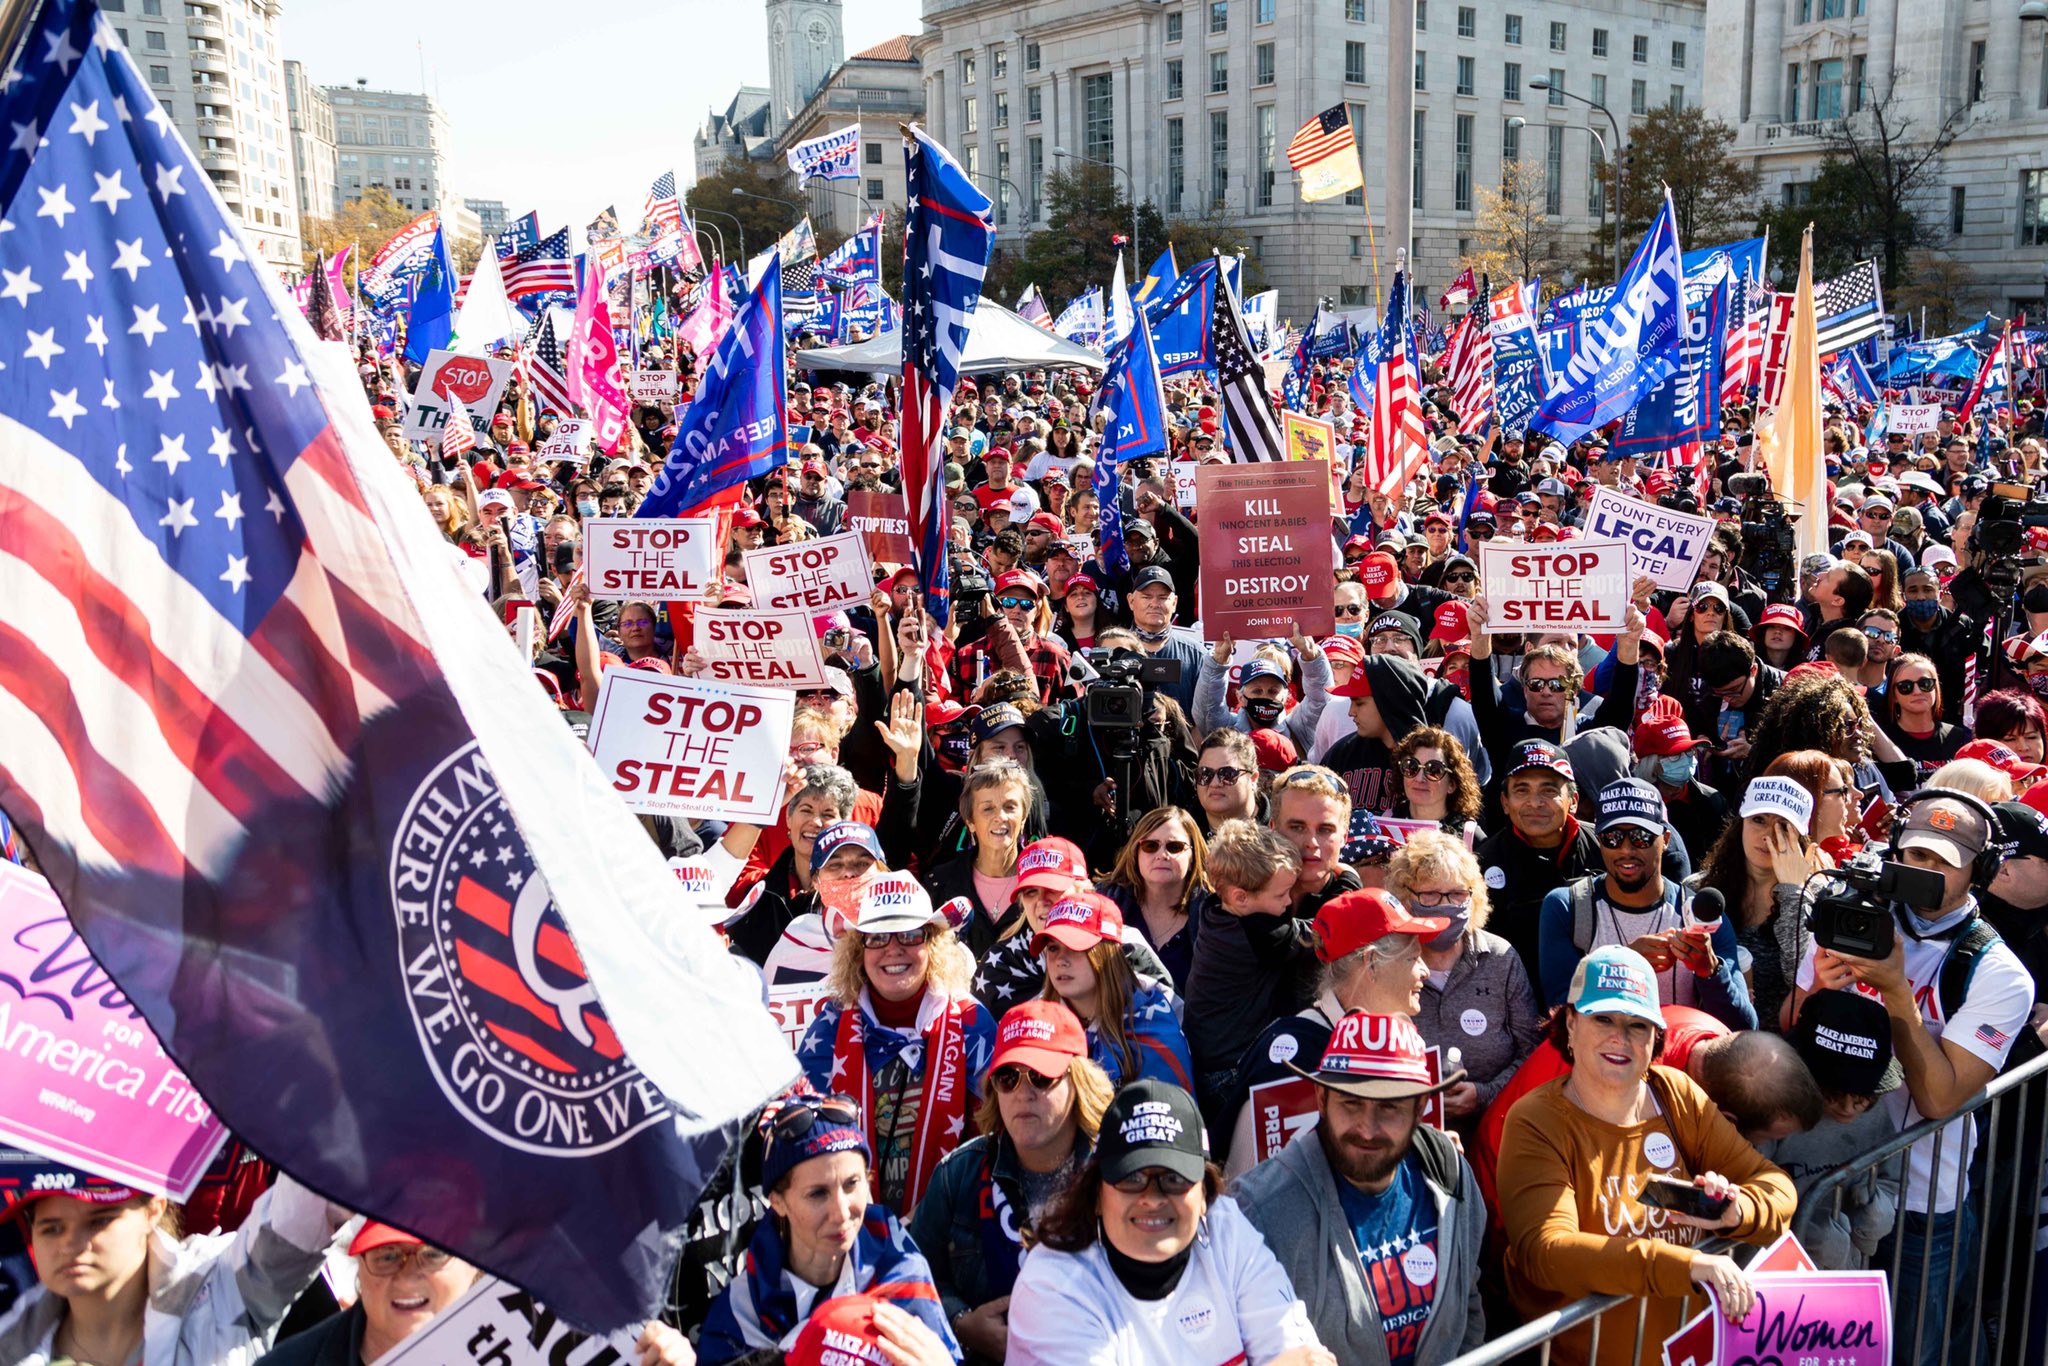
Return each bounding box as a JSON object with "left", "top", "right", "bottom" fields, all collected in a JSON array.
[{"left": 1739, "top": 776, "right": 1815, "bottom": 837}]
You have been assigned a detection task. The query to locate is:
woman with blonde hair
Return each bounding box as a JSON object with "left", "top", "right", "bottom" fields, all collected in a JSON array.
[
  {"left": 1387, "top": 830, "right": 1542, "bottom": 1127},
  {"left": 796, "top": 874, "right": 995, "bottom": 1216},
  {"left": 1098, "top": 805, "right": 1212, "bottom": 992}
]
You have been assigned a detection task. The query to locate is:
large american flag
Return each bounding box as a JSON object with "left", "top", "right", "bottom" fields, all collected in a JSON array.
[
  {"left": 642, "top": 169, "right": 684, "bottom": 237},
  {"left": 900, "top": 126, "right": 994, "bottom": 628},
  {"left": 501, "top": 225, "right": 577, "bottom": 303},
  {"left": 522, "top": 305, "right": 575, "bottom": 415},
  {"left": 1364, "top": 267, "right": 1431, "bottom": 497},
  {"left": 1444, "top": 303, "right": 1494, "bottom": 435},
  {"left": 1212, "top": 261, "right": 1285, "bottom": 461},
  {"left": 0, "top": 0, "right": 790, "bottom": 1330},
  {"left": 1722, "top": 272, "right": 1768, "bottom": 408}
]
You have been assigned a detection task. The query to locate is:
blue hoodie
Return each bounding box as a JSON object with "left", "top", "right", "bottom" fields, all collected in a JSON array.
[{"left": 1089, "top": 975, "right": 1195, "bottom": 1089}]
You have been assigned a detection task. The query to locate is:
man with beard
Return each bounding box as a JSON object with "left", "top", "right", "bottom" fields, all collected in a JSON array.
[{"left": 1233, "top": 1011, "right": 1486, "bottom": 1365}]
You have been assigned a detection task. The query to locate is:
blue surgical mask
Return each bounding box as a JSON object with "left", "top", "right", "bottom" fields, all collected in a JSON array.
[
  {"left": 1903, "top": 598, "right": 1940, "bottom": 624},
  {"left": 576, "top": 499, "right": 598, "bottom": 519},
  {"left": 1658, "top": 753, "right": 1697, "bottom": 787},
  {"left": 1336, "top": 620, "right": 1365, "bottom": 639}
]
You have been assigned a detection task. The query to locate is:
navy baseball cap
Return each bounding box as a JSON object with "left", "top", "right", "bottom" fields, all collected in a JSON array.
[{"left": 1596, "top": 778, "right": 1666, "bottom": 835}]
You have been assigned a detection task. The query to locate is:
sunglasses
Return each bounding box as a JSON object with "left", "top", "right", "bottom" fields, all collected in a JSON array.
[
  {"left": 1822, "top": 784, "right": 1854, "bottom": 799},
  {"left": 798, "top": 690, "right": 841, "bottom": 705},
  {"left": 1399, "top": 757, "right": 1449, "bottom": 780},
  {"left": 1863, "top": 628, "right": 1898, "bottom": 643},
  {"left": 861, "top": 928, "right": 933, "bottom": 949},
  {"left": 1864, "top": 508, "right": 1892, "bottom": 520},
  {"left": 1139, "top": 837, "right": 1191, "bottom": 855},
  {"left": 1524, "top": 677, "right": 1571, "bottom": 695},
  {"left": 768, "top": 1096, "right": 863, "bottom": 1148},
  {"left": 1691, "top": 599, "right": 1726, "bottom": 614},
  {"left": 993, "top": 1065, "right": 1062, "bottom": 1093},
  {"left": 996, "top": 595, "right": 1037, "bottom": 611},
  {"left": 1335, "top": 603, "right": 1366, "bottom": 618},
  {"left": 1196, "top": 765, "right": 1248, "bottom": 786},
  {"left": 360, "top": 1245, "right": 455, "bottom": 1278},
  {"left": 1892, "top": 675, "right": 1937, "bottom": 693},
  {"left": 1108, "top": 1169, "right": 1198, "bottom": 1196},
  {"left": 1598, "top": 828, "right": 1660, "bottom": 850},
  {"left": 1444, "top": 572, "right": 1476, "bottom": 585}
]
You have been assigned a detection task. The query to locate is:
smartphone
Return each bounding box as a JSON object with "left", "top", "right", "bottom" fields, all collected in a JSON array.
[
  {"left": 1639, "top": 1174, "right": 1730, "bottom": 1221},
  {"left": 1716, "top": 709, "right": 1744, "bottom": 745}
]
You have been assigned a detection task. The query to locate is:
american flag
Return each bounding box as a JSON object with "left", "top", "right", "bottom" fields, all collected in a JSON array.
[
  {"left": 1364, "top": 267, "right": 1430, "bottom": 497},
  {"left": 0, "top": 0, "right": 789, "bottom": 1329},
  {"left": 1977, "top": 1021, "right": 2011, "bottom": 1050},
  {"left": 523, "top": 306, "right": 576, "bottom": 414},
  {"left": 441, "top": 395, "right": 477, "bottom": 461},
  {"left": 900, "top": 126, "right": 995, "bottom": 628},
  {"left": 1815, "top": 260, "right": 1885, "bottom": 357},
  {"left": 1722, "top": 272, "right": 1768, "bottom": 408},
  {"left": 1212, "top": 260, "right": 1286, "bottom": 461},
  {"left": 1444, "top": 306, "right": 1495, "bottom": 435},
  {"left": 501, "top": 226, "right": 577, "bottom": 303},
  {"left": 642, "top": 170, "right": 684, "bottom": 237}
]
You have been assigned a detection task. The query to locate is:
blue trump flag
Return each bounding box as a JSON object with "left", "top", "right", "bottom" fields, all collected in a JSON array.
[
  {"left": 1613, "top": 273, "right": 1727, "bottom": 457},
  {"left": 640, "top": 256, "right": 790, "bottom": 517},
  {"left": 1095, "top": 279, "right": 1170, "bottom": 576},
  {"left": 1147, "top": 257, "right": 1222, "bottom": 377},
  {"left": 1135, "top": 244, "right": 1181, "bottom": 319},
  {"left": 402, "top": 224, "right": 457, "bottom": 363},
  {"left": 0, "top": 0, "right": 792, "bottom": 1333},
  {"left": 1531, "top": 194, "right": 1686, "bottom": 444}
]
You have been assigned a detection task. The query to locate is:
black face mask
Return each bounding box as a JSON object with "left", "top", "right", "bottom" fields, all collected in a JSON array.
[{"left": 1245, "top": 698, "right": 1285, "bottom": 727}]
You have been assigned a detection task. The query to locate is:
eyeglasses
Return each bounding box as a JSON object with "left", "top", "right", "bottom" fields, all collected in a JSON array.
[
  {"left": 797, "top": 690, "right": 841, "bottom": 705},
  {"left": 996, "top": 595, "right": 1038, "bottom": 611},
  {"left": 1108, "top": 1169, "right": 1198, "bottom": 1197},
  {"left": 992, "top": 1065, "right": 1062, "bottom": 1093},
  {"left": 789, "top": 741, "right": 829, "bottom": 759},
  {"left": 1407, "top": 889, "right": 1469, "bottom": 908},
  {"left": 1598, "top": 828, "right": 1660, "bottom": 850},
  {"left": 1524, "top": 677, "right": 1571, "bottom": 695},
  {"left": 1139, "top": 837, "right": 1191, "bottom": 855},
  {"left": 1196, "top": 765, "right": 1249, "bottom": 786},
  {"left": 861, "top": 928, "right": 933, "bottom": 949},
  {"left": 360, "top": 1245, "right": 455, "bottom": 1278},
  {"left": 1399, "top": 757, "right": 1449, "bottom": 781},
  {"left": 1822, "top": 785, "right": 1854, "bottom": 799},
  {"left": 1335, "top": 603, "right": 1366, "bottom": 618},
  {"left": 1444, "top": 572, "right": 1476, "bottom": 585},
  {"left": 1893, "top": 675, "right": 1938, "bottom": 694}
]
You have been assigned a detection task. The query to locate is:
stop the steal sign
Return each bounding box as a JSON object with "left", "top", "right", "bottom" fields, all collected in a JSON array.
[
  {"left": 741, "top": 531, "right": 873, "bottom": 611},
  {"left": 1477, "top": 539, "right": 1629, "bottom": 633},
  {"left": 692, "top": 607, "right": 830, "bottom": 688},
  {"left": 583, "top": 517, "right": 717, "bottom": 601}
]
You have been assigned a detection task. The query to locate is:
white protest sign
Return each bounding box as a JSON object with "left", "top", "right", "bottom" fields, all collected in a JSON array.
[
  {"left": 586, "top": 673, "right": 793, "bottom": 822},
  {"left": 693, "top": 606, "right": 831, "bottom": 688},
  {"left": 582, "top": 517, "right": 717, "bottom": 601},
  {"left": 1891, "top": 403, "right": 1940, "bottom": 435},
  {"left": 536, "top": 417, "right": 591, "bottom": 459},
  {"left": 628, "top": 368, "right": 678, "bottom": 404},
  {"left": 368, "top": 1275, "right": 641, "bottom": 1366},
  {"left": 767, "top": 982, "right": 832, "bottom": 1051},
  {"left": 1477, "top": 539, "right": 1629, "bottom": 634},
  {"left": 1170, "top": 460, "right": 1201, "bottom": 508},
  {"left": 402, "top": 350, "right": 515, "bottom": 440},
  {"left": 1582, "top": 485, "right": 1716, "bottom": 592},
  {"left": 741, "top": 530, "right": 874, "bottom": 611}
]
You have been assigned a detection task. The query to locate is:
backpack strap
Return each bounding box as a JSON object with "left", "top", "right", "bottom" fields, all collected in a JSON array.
[
  {"left": 1571, "top": 876, "right": 1598, "bottom": 954},
  {"left": 1936, "top": 916, "right": 2000, "bottom": 1022}
]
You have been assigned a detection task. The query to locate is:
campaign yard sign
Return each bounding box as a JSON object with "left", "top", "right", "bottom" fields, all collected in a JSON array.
[
  {"left": 1195, "top": 460, "right": 1337, "bottom": 639},
  {"left": 370, "top": 1275, "right": 645, "bottom": 1365},
  {"left": 1477, "top": 539, "right": 1629, "bottom": 634},
  {"left": 844, "top": 490, "right": 916, "bottom": 565},
  {"left": 742, "top": 531, "right": 874, "bottom": 611},
  {"left": 536, "top": 418, "right": 591, "bottom": 458},
  {"left": 692, "top": 607, "right": 831, "bottom": 688},
  {"left": 582, "top": 517, "right": 717, "bottom": 601},
  {"left": 0, "top": 865, "right": 228, "bottom": 1199},
  {"left": 1583, "top": 486, "right": 1716, "bottom": 592},
  {"left": 402, "top": 350, "right": 516, "bottom": 441},
  {"left": 586, "top": 674, "right": 793, "bottom": 822}
]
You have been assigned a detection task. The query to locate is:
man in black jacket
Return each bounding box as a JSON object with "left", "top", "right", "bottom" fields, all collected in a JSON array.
[
  {"left": 1687, "top": 631, "right": 1785, "bottom": 795},
  {"left": 1898, "top": 565, "right": 1980, "bottom": 724},
  {"left": 1474, "top": 739, "right": 1604, "bottom": 981}
]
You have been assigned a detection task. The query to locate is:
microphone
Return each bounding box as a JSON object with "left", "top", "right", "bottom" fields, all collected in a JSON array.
[{"left": 1690, "top": 887, "right": 1725, "bottom": 932}]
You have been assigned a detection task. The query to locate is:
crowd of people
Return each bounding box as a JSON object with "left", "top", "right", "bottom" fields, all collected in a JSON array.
[{"left": 8, "top": 321, "right": 2048, "bottom": 1366}]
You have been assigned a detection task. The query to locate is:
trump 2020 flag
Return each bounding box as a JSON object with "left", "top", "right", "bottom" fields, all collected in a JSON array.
[
  {"left": 785, "top": 125, "right": 861, "bottom": 181},
  {"left": 1094, "top": 277, "right": 1168, "bottom": 575},
  {"left": 1531, "top": 192, "right": 1686, "bottom": 445},
  {"left": 900, "top": 126, "right": 994, "bottom": 629},
  {"left": 817, "top": 213, "right": 883, "bottom": 288},
  {"left": 0, "top": 0, "right": 793, "bottom": 1331},
  {"left": 642, "top": 256, "right": 789, "bottom": 517}
]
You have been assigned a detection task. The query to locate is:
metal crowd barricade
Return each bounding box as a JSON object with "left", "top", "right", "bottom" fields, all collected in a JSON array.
[{"left": 1443, "top": 1048, "right": 2048, "bottom": 1366}]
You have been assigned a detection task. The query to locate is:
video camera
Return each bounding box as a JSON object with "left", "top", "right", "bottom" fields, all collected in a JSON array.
[
  {"left": 1728, "top": 471, "right": 1796, "bottom": 600},
  {"left": 1805, "top": 852, "right": 1948, "bottom": 961},
  {"left": 1969, "top": 482, "right": 2048, "bottom": 596},
  {"left": 952, "top": 563, "right": 990, "bottom": 617},
  {"left": 1072, "top": 647, "right": 1184, "bottom": 730}
]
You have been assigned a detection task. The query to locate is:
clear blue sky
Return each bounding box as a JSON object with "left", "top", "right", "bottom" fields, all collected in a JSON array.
[{"left": 285, "top": 0, "right": 923, "bottom": 236}]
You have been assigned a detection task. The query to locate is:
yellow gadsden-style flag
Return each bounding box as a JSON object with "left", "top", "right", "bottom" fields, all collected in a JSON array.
[{"left": 1766, "top": 226, "right": 1829, "bottom": 563}]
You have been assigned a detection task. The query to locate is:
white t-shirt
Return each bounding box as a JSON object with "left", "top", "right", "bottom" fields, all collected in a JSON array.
[{"left": 1794, "top": 902, "right": 2034, "bottom": 1213}]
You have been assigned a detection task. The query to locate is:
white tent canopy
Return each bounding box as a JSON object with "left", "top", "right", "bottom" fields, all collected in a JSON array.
[{"left": 792, "top": 302, "right": 1108, "bottom": 376}]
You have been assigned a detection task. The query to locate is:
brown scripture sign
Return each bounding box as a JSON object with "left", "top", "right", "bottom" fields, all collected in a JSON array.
[{"left": 1194, "top": 460, "right": 1336, "bottom": 639}]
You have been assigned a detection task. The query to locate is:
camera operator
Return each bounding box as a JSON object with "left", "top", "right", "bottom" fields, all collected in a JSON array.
[{"left": 1790, "top": 789, "right": 2035, "bottom": 1366}]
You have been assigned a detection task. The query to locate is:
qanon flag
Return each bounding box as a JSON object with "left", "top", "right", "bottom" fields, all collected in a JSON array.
[{"left": 1531, "top": 193, "right": 1686, "bottom": 444}]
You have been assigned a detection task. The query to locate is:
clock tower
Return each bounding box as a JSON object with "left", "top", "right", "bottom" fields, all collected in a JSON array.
[{"left": 766, "top": 0, "right": 844, "bottom": 134}]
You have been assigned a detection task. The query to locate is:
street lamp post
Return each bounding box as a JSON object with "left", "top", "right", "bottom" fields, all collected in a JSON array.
[
  {"left": 732, "top": 186, "right": 808, "bottom": 252},
  {"left": 1528, "top": 77, "right": 1624, "bottom": 284},
  {"left": 693, "top": 207, "right": 747, "bottom": 263},
  {"left": 1506, "top": 114, "right": 1612, "bottom": 280},
  {"left": 1053, "top": 145, "right": 1139, "bottom": 271},
  {"left": 968, "top": 172, "right": 1030, "bottom": 232}
]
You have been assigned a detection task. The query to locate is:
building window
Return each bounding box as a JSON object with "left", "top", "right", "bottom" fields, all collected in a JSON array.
[
  {"left": 1257, "top": 104, "right": 1276, "bottom": 205},
  {"left": 1209, "top": 110, "right": 1229, "bottom": 209},
  {"left": 1545, "top": 124, "right": 1563, "bottom": 214},
  {"left": 1550, "top": 21, "right": 1567, "bottom": 51},
  {"left": 1166, "top": 60, "right": 1183, "bottom": 99},
  {"left": 1592, "top": 73, "right": 1607, "bottom": 106},
  {"left": 1850, "top": 55, "right": 1867, "bottom": 111},
  {"left": 1950, "top": 185, "right": 1966, "bottom": 236},
  {"left": 1083, "top": 72, "right": 1115, "bottom": 161},
  {"left": 962, "top": 96, "right": 978, "bottom": 132},
  {"left": 1346, "top": 42, "right": 1367, "bottom": 84},
  {"left": 1812, "top": 58, "right": 1843, "bottom": 118},
  {"left": 865, "top": 142, "right": 883, "bottom": 165},
  {"left": 1026, "top": 40, "right": 1042, "bottom": 68},
  {"left": 1165, "top": 13, "right": 1182, "bottom": 42},
  {"left": 1632, "top": 34, "right": 1648, "bottom": 64},
  {"left": 1341, "top": 285, "right": 1370, "bottom": 305},
  {"left": 1025, "top": 137, "right": 1044, "bottom": 218},
  {"left": 1211, "top": 50, "right": 1230, "bottom": 92},
  {"left": 964, "top": 144, "right": 979, "bottom": 176},
  {"left": 1416, "top": 51, "right": 1426, "bottom": 90},
  {"left": 1548, "top": 68, "right": 1565, "bottom": 105},
  {"left": 1457, "top": 56, "right": 1474, "bottom": 94},
  {"left": 1969, "top": 41, "right": 1986, "bottom": 103},
  {"left": 1589, "top": 139, "right": 1606, "bottom": 213},
  {"left": 1413, "top": 110, "right": 1426, "bottom": 208},
  {"left": 1669, "top": 83, "right": 1685, "bottom": 110},
  {"left": 1592, "top": 27, "right": 1609, "bottom": 57},
  {"left": 1028, "top": 84, "right": 1043, "bottom": 120},
  {"left": 2021, "top": 170, "right": 2048, "bottom": 246},
  {"left": 1785, "top": 63, "right": 1800, "bottom": 119},
  {"left": 1350, "top": 234, "right": 1362, "bottom": 257},
  {"left": 142, "top": 0, "right": 160, "bottom": 14},
  {"left": 1346, "top": 104, "right": 1367, "bottom": 203},
  {"left": 1822, "top": 0, "right": 1846, "bottom": 16},
  {"left": 962, "top": 53, "right": 976, "bottom": 84},
  {"left": 1631, "top": 79, "right": 1647, "bottom": 114},
  {"left": 1671, "top": 40, "right": 1687, "bottom": 69},
  {"left": 994, "top": 92, "right": 1009, "bottom": 127},
  {"left": 1457, "top": 6, "right": 1475, "bottom": 37},
  {"left": 144, "top": 28, "right": 164, "bottom": 48},
  {"left": 1505, "top": 13, "right": 1522, "bottom": 44},
  {"left": 1257, "top": 0, "right": 1275, "bottom": 23},
  {"left": 1256, "top": 42, "right": 1274, "bottom": 85},
  {"left": 1210, "top": 0, "right": 1227, "bottom": 33},
  {"left": 1345, "top": 0, "right": 1365, "bottom": 20},
  {"left": 1166, "top": 119, "right": 1185, "bottom": 212},
  {"left": 1504, "top": 62, "right": 1521, "bottom": 100},
  {"left": 1501, "top": 116, "right": 1520, "bottom": 167},
  {"left": 149, "top": 63, "right": 168, "bottom": 83},
  {"left": 1455, "top": 112, "right": 1473, "bottom": 210},
  {"left": 989, "top": 48, "right": 1006, "bottom": 81},
  {"left": 995, "top": 143, "right": 1011, "bottom": 223},
  {"left": 1416, "top": 0, "right": 1426, "bottom": 29}
]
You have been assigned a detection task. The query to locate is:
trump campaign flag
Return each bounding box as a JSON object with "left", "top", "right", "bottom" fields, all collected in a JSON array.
[
  {"left": 1532, "top": 192, "right": 1686, "bottom": 444},
  {"left": 401, "top": 224, "right": 457, "bottom": 364},
  {"left": 816, "top": 213, "right": 883, "bottom": 288},
  {"left": 0, "top": 0, "right": 794, "bottom": 1330},
  {"left": 785, "top": 125, "right": 861, "bottom": 181},
  {"left": 1091, "top": 274, "right": 1165, "bottom": 576},
  {"left": 569, "top": 248, "right": 631, "bottom": 452},
  {"left": 899, "top": 126, "right": 995, "bottom": 629},
  {"left": 640, "top": 258, "right": 788, "bottom": 517}
]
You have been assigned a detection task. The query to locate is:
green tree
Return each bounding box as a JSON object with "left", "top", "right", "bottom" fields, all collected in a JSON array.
[
  {"left": 1167, "top": 201, "right": 1268, "bottom": 295},
  {"left": 1602, "top": 106, "right": 1760, "bottom": 254},
  {"left": 1013, "top": 164, "right": 1167, "bottom": 305},
  {"left": 685, "top": 155, "right": 806, "bottom": 261},
  {"left": 301, "top": 186, "right": 419, "bottom": 284}
]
